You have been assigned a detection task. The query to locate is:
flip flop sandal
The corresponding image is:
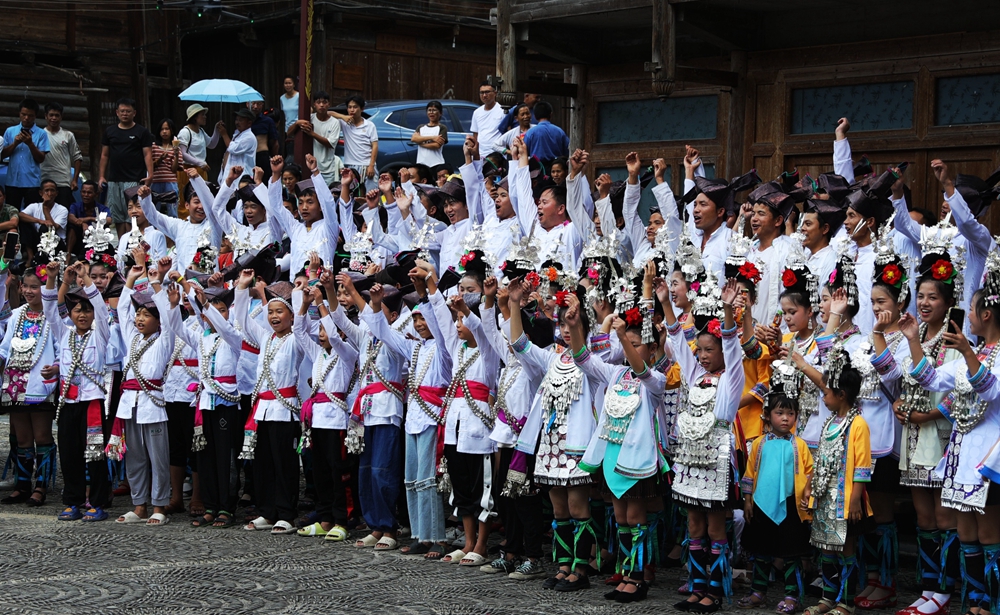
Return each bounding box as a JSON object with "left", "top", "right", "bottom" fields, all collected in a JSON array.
[
  {"left": 146, "top": 513, "right": 170, "bottom": 526},
  {"left": 776, "top": 597, "right": 802, "bottom": 614},
  {"left": 441, "top": 549, "right": 466, "bottom": 564},
  {"left": 325, "top": 525, "right": 349, "bottom": 542},
  {"left": 374, "top": 536, "right": 398, "bottom": 551},
  {"left": 244, "top": 516, "right": 274, "bottom": 531},
  {"left": 459, "top": 552, "right": 488, "bottom": 567},
  {"left": 115, "top": 511, "right": 149, "bottom": 524},
  {"left": 297, "top": 522, "right": 329, "bottom": 537},
  {"left": 355, "top": 533, "right": 380, "bottom": 548},
  {"left": 424, "top": 544, "right": 447, "bottom": 560},
  {"left": 271, "top": 520, "right": 297, "bottom": 535},
  {"left": 82, "top": 507, "right": 109, "bottom": 522},
  {"left": 402, "top": 541, "right": 432, "bottom": 555},
  {"left": 191, "top": 514, "right": 216, "bottom": 528}
]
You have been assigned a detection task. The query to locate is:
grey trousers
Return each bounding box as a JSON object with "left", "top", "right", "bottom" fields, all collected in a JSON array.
[{"left": 124, "top": 419, "right": 171, "bottom": 507}]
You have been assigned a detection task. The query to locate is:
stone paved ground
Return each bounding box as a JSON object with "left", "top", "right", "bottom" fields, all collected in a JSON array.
[{"left": 0, "top": 418, "right": 919, "bottom": 615}]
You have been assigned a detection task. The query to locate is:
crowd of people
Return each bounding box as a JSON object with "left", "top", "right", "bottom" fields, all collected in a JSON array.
[{"left": 2, "top": 81, "right": 1000, "bottom": 615}]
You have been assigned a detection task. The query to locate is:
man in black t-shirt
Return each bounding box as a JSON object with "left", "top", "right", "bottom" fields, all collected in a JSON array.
[{"left": 98, "top": 97, "right": 153, "bottom": 235}]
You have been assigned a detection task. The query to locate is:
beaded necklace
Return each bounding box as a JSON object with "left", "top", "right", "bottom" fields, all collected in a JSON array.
[
  {"left": 810, "top": 406, "right": 861, "bottom": 503},
  {"left": 199, "top": 333, "right": 239, "bottom": 404},
  {"left": 165, "top": 334, "right": 199, "bottom": 383},
  {"left": 900, "top": 321, "right": 949, "bottom": 417},
  {"left": 125, "top": 332, "right": 166, "bottom": 407},
  {"left": 854, "top": 331, "right": 903, "bottom": 401},
  {"left": 494, "top": 353, "right": 522, "bottom": 427},
  {"left": 539, "top": 349, "right": 583, "bottom": 428},
  {"left": 443, "top": 344, "right": 494, "bottom": 429},
  {"left": 600, "top": 368, "right": 641, "bottom": 444},
  {"left": 250, "top": 333, "right": 300, "bottom": 415},
  {"left": 56, "top": 329, "right": 107, "bottom": 417},
  {"left": 408, "top": 341, "right": 443, "bottom": 424},
  {"left": 311, "top": 350, "right": 344, "bottom": 411},
  {"left": 949, "top": 342, "right": 1000, "bottom": 434},
  {"left": 3, "top": 307, "right": 48, "bottom": 404},
  {"left": 360, "top": 339, "right": 403, "bottom": 401}
]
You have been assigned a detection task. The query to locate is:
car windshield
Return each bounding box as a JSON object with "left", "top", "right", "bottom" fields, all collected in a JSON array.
[{"left": 450, "top": 106, "right": 473, "bottom": 132}]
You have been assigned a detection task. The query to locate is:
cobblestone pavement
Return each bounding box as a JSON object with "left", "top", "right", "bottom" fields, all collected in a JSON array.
[{"left": 0, "top": 419, "right": 919, "bottom": 615}]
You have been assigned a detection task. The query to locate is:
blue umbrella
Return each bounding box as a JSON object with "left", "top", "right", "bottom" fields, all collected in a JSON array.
[{"left": 178, "top": 79, "right": 263, "bottom": 103}]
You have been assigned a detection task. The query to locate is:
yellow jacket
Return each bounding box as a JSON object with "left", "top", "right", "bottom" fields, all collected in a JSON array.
[{"left": 742, "top": 433, "right": 814, "bottom": 522}]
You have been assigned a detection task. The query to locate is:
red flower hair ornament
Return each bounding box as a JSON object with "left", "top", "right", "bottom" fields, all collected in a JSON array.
[
  {"left": 781, "top": 269, "right": 798, "bottom": 288},
  {"left": 738, "top": 261, "right": 762, "bottom": 285},
  {"left": 930, "top": 259, "right": 954, "bottom": 283},
  {"left": 624, "top": 307, "right": 642, "bottom": 327},
  {"left": 880, "top": 264, "right": 902, "bottom": 287},
  {"left": 555, "top": 290, "right": 572, "bottom": 307},
  {"left": 706, "top": 318, "right": 722, "bottom": 338},
  {"left": 525, "top": 271, "right": 541, "bottom": 289}
]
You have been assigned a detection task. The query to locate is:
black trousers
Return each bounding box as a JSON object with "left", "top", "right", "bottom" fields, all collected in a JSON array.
[
  {"left": 443, "top": 444, "right": 485, "bottom": 518},
  {"left": 198, "top": 404, "right": 241, "bottom": 514},
  {"left": 495, "top": 447, "right": 544, "bottom": 558},
  {"left": 166, "top": 401, "right": 196, "bottom": 470},
  {"left": 6, "top": 186, "right": 38, "bottom": 210},
  {"left": 312, "top": 427, "right": 350, "bottom": 526},
  {"left": 54, "top": 186, "right": 74, "bottom": 207},
  {"left": 253, "top": 420, "right": 300, "bottom": 522},
  {"left": 58, "top": 401, "right": 111, "bottom": 508}
]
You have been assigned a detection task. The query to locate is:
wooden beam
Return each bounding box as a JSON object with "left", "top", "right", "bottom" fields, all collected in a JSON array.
[
  {"left": 516, "top": 79, "right": 578, "bottom": 98},
  {"left": 496, "top": 0, "right": 518, "bottom": 106},
  {"left": 677, "top": 17, "right": 741, "bottom": 52},
  {"left": 650, "top": 0, "right": 675, "bottom": 97},
  {"left": 675, "top": 66, "right": 739, "bottom": 88},
  {"left": 567, "top": 64, "right": 587, "bottom": 151},
  {"left": 516, "top": 24, "right": 593, "bottom": 64},
  {"left": 511, "top": 0, "right": 651, "bottom": 23}
]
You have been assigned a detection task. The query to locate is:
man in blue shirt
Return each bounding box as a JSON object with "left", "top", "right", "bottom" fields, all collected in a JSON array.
[
  {"left": 496, "top": 92, "right": 540, "bottom": 133},
  {"left": 523, "top": 101, "right": 569, "bottom": 166},
  {"left": 1, "top": 99, "right": 50, "bottom": 210}
]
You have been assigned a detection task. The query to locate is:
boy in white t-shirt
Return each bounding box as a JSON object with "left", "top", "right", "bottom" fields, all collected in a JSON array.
[
  {"left": 470, "top": 82, "right": 505, "bottom": 158},
  {"left": 328, "top": 95, "right": 378, "bottom": 191},
  {"left": 289, "top": 90, "right": 343, "bottom": 186}
]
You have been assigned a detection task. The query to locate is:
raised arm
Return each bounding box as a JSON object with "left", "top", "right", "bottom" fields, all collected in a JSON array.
[
  {"left": 138, "top": 186, "right": 181, "bottom": 240},
  {"left": 833, "top": 118, "right": 854, "bottom": 184}
]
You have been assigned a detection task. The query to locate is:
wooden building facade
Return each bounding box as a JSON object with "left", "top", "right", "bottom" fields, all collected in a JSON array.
[
  {"left": 499, "top": 0, "right": 1000, "bottom": 229},
  {"left": 0, "top": 0, "right": 519, "bottom": 179}
]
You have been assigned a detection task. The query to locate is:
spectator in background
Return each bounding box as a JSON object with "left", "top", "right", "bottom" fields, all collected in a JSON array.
[
  {"left": 329, "top": 95, "right": 379, "bottom": 190},
  {"left": 410, "top": 100, "right": 448, "bottom": 167},
  {"left": 19, "top": 179, "right": 68, "bottom": 263},
  {"left": 248, "top": 98, "right": 279, "bottom": 170},
  {"left": 2, "top": 99, "right": 50, "bottom": 211},
  {"left": 470, "top": 82, "right": 504, "bottom": 158},
  {"left": 67, "top": 180, "right": 109, "bottom": 255},
  {"left": 523, "top": 101, "right": 569, "bottom": 166},
  {"left": 497, "top": 92, "right": 541, "bottom": 133},
  {"left": 288, "top": 90, "right": 343, "bottom": 186},
  {"left": 0, "top": 186, "right": 21, "bottom": 234},
  {"left": 433, "top": 164, "right": 452, "bottom": 187},
  {"left": 98, "top": 97, "right": 153, "bottom": 236},
  {"left": 150, "top": 118, "right": 180, "bottom": 217},
  {"left": 493, "top": 103, "right": 534, "bottom": 159},
  {"left": 40, "top": 102, "right": 82, "bottom": 207},
  {"left": 411, "top": 100, "right": 448, "bottom": 168},
  {"left": 281, "top": 75, "right": 299, "bottom": 159},
  {"left": 177, "top": 104, "right": 221, "bottom": 177},
  {"left": 406, "top": 163, "right": 433, "bottom": 185},
  {"left": 549, "top": 157, "right": 568, "bottom": 186},
  {"left": 217, "top": 109, "right": 256, "bottom": 187}
]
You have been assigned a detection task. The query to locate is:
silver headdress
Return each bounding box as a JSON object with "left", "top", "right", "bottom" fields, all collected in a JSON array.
[
  {"left": 189, "top": 226, "right": 218, "bottom": 274},
  {"left": 783, "top": 219, "right": 820, "bottom": 312},
  {"left": 690, "top": 268, "right": 724, "bottom": 321},
  {"left": 673, "top": 225, "right": 706, "bottom": 301},
  {"left": 459, "top": 223, "right": 499, "bottom": 273},
  {"left": 83, "top": 212, "right": 115, "bottom": 254},
  {"left": 917, "top": 214, "right": 966, "bottom": 304},
  {"left": 872, "top": 220, "right": 909, "bottom": 306},
  {"left": 38, "top": 226, "right": 66, "bottom": 265},
  {"left": 825, "top": 341, "right": 852, "bottom": 389},
  {"left": 832, "top": 238, "right": 858, "bottom": 309},
  {"left": 984, "top": 235, "right": 1000, "bottom": 307},
  {"left": 345, "top": 228, "right": 372, "bottom": 273},
  {"left": 506, "top": 223, "right": 541, "bottom": 273}
]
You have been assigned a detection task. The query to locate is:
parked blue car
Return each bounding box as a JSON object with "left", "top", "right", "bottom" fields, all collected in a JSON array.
[{"left": 332, "top": 99, "right": 479, "bottom": 174}]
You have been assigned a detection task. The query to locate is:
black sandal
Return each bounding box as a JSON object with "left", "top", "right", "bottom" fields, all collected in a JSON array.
[
  {"left": 1, "top": 490, "right": 30, "bottom": 504},
  {"left": 212, "top": 512, "right": 236, "bottom": 528},
  {"left": 402, "top": 541, "right": 432, "bottom": 555},
  {"left": 424, "top": 543, "right": 447, "bottom": 560},
  {"left": 191, "top": 513, "right": 216, "bottom": 528},
  {"left": 25, "top": 488, "right": 46, "bottom": 507}
]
